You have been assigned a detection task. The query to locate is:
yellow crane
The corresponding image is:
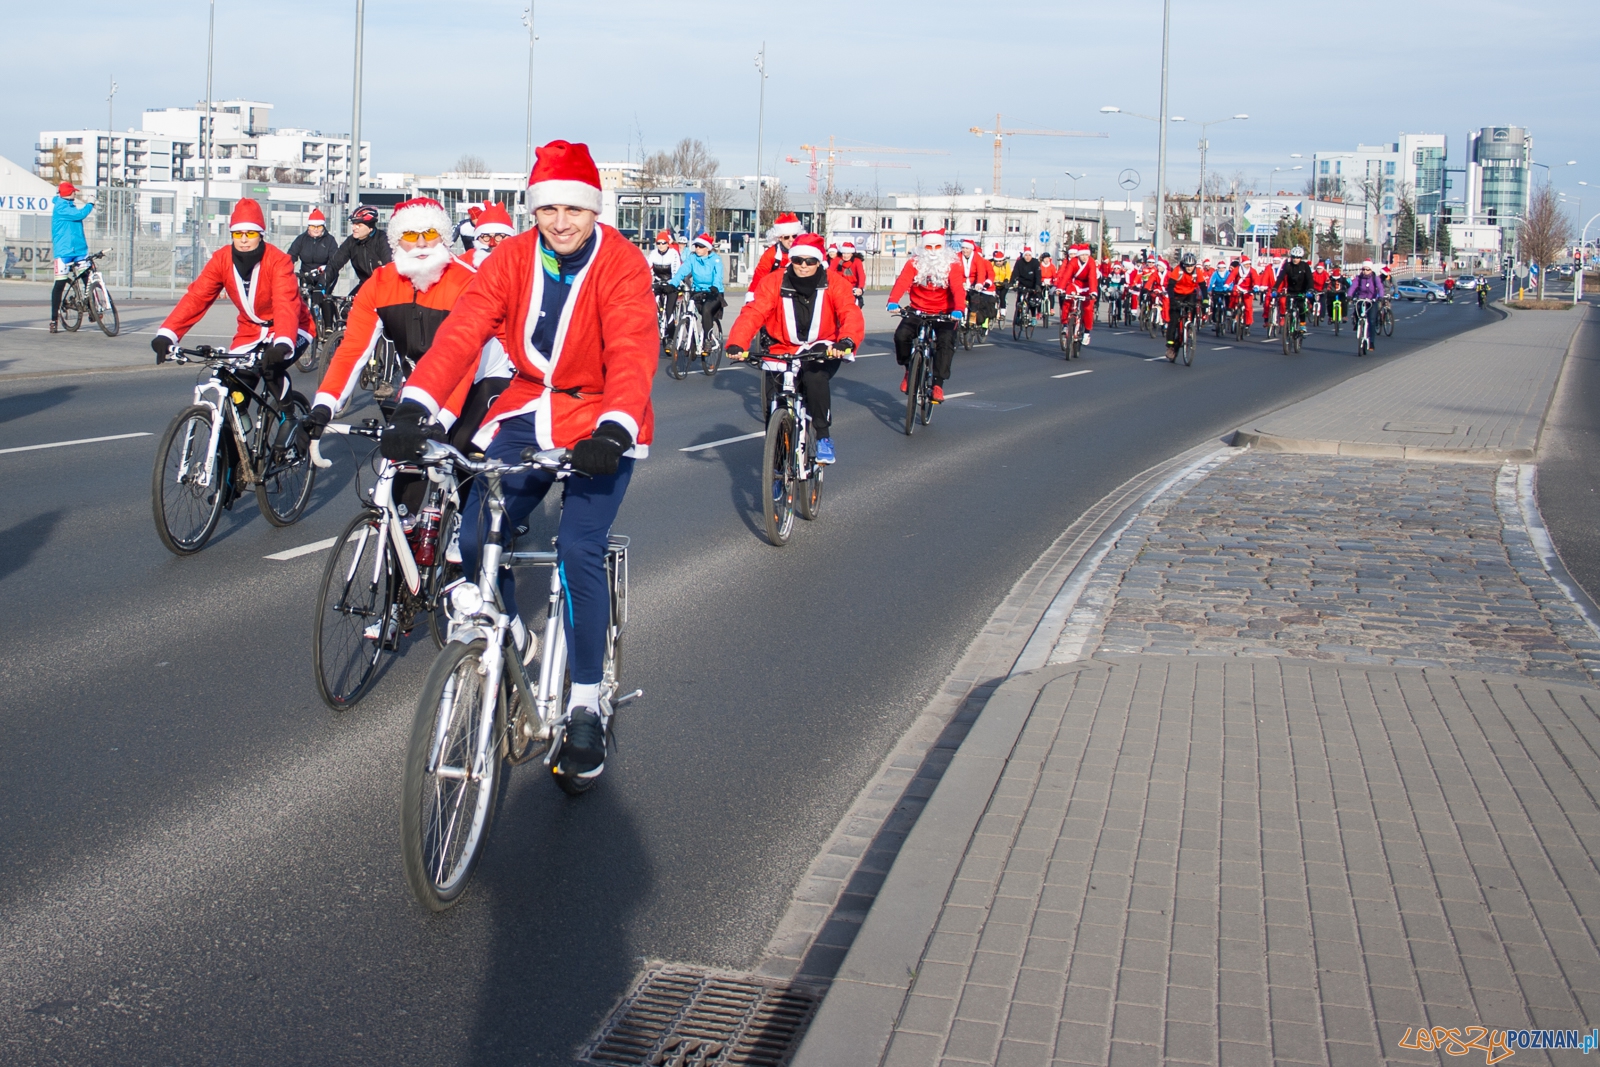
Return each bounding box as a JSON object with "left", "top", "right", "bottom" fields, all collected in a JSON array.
[
  {"left": 968, "top": 114, "right": 1106, "bottom": 196},
  {"left": 799, "top": 136, "right": 947, "bottom": 198}
]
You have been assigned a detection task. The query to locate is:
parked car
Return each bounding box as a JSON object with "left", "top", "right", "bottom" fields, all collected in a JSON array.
[{"left": 1395, "top": 277, "right": 1447, "bottom": 301}]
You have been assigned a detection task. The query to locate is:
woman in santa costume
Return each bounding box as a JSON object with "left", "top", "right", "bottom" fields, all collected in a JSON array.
[
  {"left": 886, "top": 228, "right": 966, "bottom": 403},
  {"left": 745, "top": 211, "right": 803, "bottom": 301},
  {"left": 726, "top": 233, "right": 864, "bottom": 465},
  {"left": 152, "top": 198, "right": 313, "bottom": 393},
  {"left": 382, "top": 139, "right": 657, "bottom": 782}
]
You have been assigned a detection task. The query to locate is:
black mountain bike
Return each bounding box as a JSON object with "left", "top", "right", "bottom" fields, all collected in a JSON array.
[
  {"left": 1282, "top": 293, "right": 1308, "bottom": 355},
  {"left": 1165, "top": 303, "right": 1197, "bottom": 367},
  {"left": 758, "top": 345, "right": 832, "bottom": 546},
  {"left": 901, "top": 310, "right": 949, "bottom": 435},
  {"left": 151, "top": 344, "right": 315, "bottom": 555},
  {"left": 1012, "top": 287, "right": 1041, "bottom": 341}
]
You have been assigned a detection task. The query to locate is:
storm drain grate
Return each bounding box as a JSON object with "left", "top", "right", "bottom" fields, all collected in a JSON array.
[{"left": 580, "top": 966, "right": 821, "bottom": 1067}]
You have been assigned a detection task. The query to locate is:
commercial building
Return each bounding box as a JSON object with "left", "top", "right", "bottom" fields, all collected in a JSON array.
[
  {"left": 824, "top": 194, "right": 1138, "bottom": 259},
  {"left": 1312, "top": 133, "right": 1448, "bottom": 251},
  {"left": 1463, "top": 126, "right": 1532, "bottom": 238}
]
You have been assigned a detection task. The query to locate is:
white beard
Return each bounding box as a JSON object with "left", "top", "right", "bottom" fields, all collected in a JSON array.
[
  {"left": 394, "top": 242, "right": 454, "bottom": 291},
  {"left": 913, "top": 246, "right": 956, "bottom": 288}
]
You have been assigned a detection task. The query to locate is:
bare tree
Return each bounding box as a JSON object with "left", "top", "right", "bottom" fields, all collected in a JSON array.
[
  {"left": 1165, "top": 201, "right": 1192, "bottom": 242},
  {"left": 939, "top": 180, "right": 964, "bottom": 197},
  {"left": 454, "top": 154, "right": 489, "bottom": 177},
  {"left": 1520, "top": 183, "right": 1574, "bottom": 299},
  {"left": 1301, "top": 176, "right": 1317, "bottom": 198},
  {"left": 758, "top": 181, "right": 791, "bottom": 234}
]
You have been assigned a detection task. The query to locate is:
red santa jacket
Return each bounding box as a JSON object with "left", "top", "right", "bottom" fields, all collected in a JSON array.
[
  {"left": 401, "top": 224, "right": 657, "bottom": 455},
  {"left": 727, "top": 269, "right": 865, "bottom": 357},
  {"left": 157, "top": 243, "right": 312, "bottom": 353},
  {"left": 887, "top": 253, "right": 967, "bottom": 315},
  {"left": 1311, "top": 266, "right": 1329, "bottom": 292},
  {"left": 836, "top": 256, "right": 867, "bottom": 292},
  {"left": 745, "top": 242, "right": 790, "bottom": 302},
  {"left": 1055, "top": 257, "right": 1099, "bottom": 294},
  {"left": 959, "top": 251, "right": 995, "bottom": 291},
  {"left": 314, "top": 258, "right": 479, "bottom": 414}
]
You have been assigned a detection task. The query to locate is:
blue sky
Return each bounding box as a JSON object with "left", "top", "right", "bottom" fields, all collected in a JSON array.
[{"left": 12, "top": 0, "right": 1598, "bottom": 209}]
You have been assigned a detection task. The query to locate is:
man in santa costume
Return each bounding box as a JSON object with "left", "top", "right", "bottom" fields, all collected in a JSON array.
[
  {"left": 1054, "top": 243, "right": 1099, "bottom": 345},
  {"left": 959, "top": 238, "right": 996, "bottom": 328},
  {"left": 887, "top": 228, "right": 966, "bottom": 402},
  {"left": 383, "top": 140, "right": 656, "bottom": 781},
  {"left": 726, "top": 233, "right": 864, "bottom": 465},
  {"left": 746, "top": 211, "right": 803, "bottom": 301},
  {"left": 153, "top": 198, "right": 312, "bottom": 392},
  {"left": 457, "top": 201, "right": 515, "bottom": 269}
]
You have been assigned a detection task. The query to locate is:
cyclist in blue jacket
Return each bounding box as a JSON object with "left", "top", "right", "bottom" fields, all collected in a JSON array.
[
  {"left": 49, "top": 182, "right": 94, "bottom": 333},
  {"left": 669, "top": 233, "right": 725, "bottom": 339},
  {"left": 1207, "top": 258, "right": 1234, "bottom": 324}
]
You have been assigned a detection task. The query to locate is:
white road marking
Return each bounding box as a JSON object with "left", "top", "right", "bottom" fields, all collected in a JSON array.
[
  {"left": 0, "top": 431, "right": 152, "bottom": 455},
  {"left": 1211, "top": 346, "right": 1233, "bottom": 351},
  {"left": 680, "top": 431, "right": 765, "bottom": 453},
  {"left": 1144, "top": 356, "right": 1166, "bottom": 361},
  {"left": 264, "top": 536, "right": 339, "bottom": 561},
  {"left": 1051, "top": 370, "right": 1093, "bottom": 379},
  {"left": 942, "top": 391, "right": 975, "bottom": 400}
]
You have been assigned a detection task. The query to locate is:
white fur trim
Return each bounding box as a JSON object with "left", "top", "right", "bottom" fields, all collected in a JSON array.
[
  {"left": 597, "top": 411, "right": 638, "bottom": 442},
  {"left": 475, "top": 221, "right": 515, "bottom": 236},
  {"left": 527, "top": 179, "right": 602, "bottom": 213},
  {"left": 312, "top": 391, "right": 341, "bottom": 413},
  {"left": 788, "top": 245, "right": 825, "bottom": 261},
  {"left": 399, "top": 384, "right": 441, "bottom": 417},
  {"left": 771, "top": 220, "right": 803, "bottom": 236},
  {"left": 435, "top": 409, "right": 457, "bottom": 431},
  {"left": 387, "top": 203, "right": 453, "bottom": 253},
  {"left": 157, "top": 326, "right": 179, "bottom": 344}
]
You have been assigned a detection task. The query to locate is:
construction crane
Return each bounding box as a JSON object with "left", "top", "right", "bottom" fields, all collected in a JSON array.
[
  {"left": 799, "top": 136, "right": 947, "bottom": 198},
  {"left": 786, "top": 149, "right": 909, "bottom": 196},
  {"left": 968, "top": 114, "right": 1106, "bottom": 196}
]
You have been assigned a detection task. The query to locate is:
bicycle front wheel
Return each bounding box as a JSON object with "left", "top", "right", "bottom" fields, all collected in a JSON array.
[
  {"left": 1011, "top": 315, "right": 1023, "bottom": 341},
  {"left": 1383, "top": 310, "right": 1394, "bottom": 337},
  {"left": 762, "top": 409, "right": 798, "bottom": 545},
  {"left": 1182, "top": 324, "right": 1195, "bottom": 366},
  {"left": 903, "top": 351, "right": 923, "bottom": 436},
  {"left": 256, "top": 392, "right": 317, "bottom": 526},
  {"left": 401, "top": 639, "right": 507, "bottom": 911},
  {"left": 92, "top": 282, "right": 119, "bottom": 337},
  {"left": 670, "top": 321, "right": 694, "bottom": 380},
  {"left": 313, "top": 511, "right": 395, "bottom": 709},
  {"left": 152, "top": 404, "right": 226, "bottom": 555}
]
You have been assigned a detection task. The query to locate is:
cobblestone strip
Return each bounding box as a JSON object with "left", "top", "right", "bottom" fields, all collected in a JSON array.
[
  {"left": 758, "top": 442, "right": 1227, "bottom": 984},
  {"left": 1046, "top": 452, "right": 1599, "bottom": 685}
]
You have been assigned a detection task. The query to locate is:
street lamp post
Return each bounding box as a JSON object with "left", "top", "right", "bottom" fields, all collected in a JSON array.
[
  {"left": 349, "top": 0, "right": 366, "bottom": 225},
  {"left": 193, "top": 0, "right": 214, "bottom": 282},
  {"left": 522, "top": 3, "right": 538, "bottom": 221},
  {"left": 1101, "top": 105, "right": 1166, "bottom": 248},
  {"left": 1188, "top": 114, "right": 1247, "bottom": 251},
  {"left": 1154, "top": 0, "right": 1171, "bottom": 259},
  {"left": 754, "top": 43, "right": 766, "bottom": 257}
]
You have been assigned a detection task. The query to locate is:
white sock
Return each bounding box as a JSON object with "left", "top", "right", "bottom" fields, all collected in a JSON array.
[{"left": 568, "top": 682, "right": 600, "bottom": 712}]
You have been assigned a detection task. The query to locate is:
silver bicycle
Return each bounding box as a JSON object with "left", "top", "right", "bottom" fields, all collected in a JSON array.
[
  {"left": 399, "top": 440, "right": 637, "bottom": 911},
  {"left": 57, "top": 249, "right": 119, "bottom": 336}
]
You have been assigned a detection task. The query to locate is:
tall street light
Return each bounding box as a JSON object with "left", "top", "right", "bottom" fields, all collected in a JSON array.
[
  {"left": 193, "top": 0, "right": 214, "bottom": 280},
  {"left": 1101, "top": 105, "right": 1170, "bottom": 249},
  {"left": 349, "top": 0, "right": 366, "bottom": 224},
  {"left": 522, "top": 3, "right": 538, "bottom": 222},
  {"left": 1176, "top": 113, "right": 1246, "bottom": 250},
  {"left": 753, "top": 44, "right": 767, "bottom": 255}
]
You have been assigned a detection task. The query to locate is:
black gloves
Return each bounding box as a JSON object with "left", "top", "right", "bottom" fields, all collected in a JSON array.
[
  {"left": 304, "top": 404, "right": 331, "bottom": 440},
  {"left": 571, "top": 422, "right": 632, "bottom": 477},
  {"left": 263, "top": 341, "right": 294, "bottom": 369},
  {"left": 726, "top": 343, "right": 747, "bottom": 359},
  {"left": 833, "top": 338, "right": 856, "bottom": 356},
  {"left": 380, "top": 400, "right": 443, "bottom": 462},
  {"left": 152, "top": 335, "right": 173, "bottom": 363}
]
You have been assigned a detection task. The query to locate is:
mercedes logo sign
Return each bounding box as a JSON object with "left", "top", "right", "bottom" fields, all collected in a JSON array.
[{"left": 1118, "top": 169, "right": 1141, "bottom": 191}]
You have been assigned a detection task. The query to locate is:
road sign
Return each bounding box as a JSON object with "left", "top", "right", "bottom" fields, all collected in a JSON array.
[
  {"left": 1039, "top": 231, "right": 1051, "bottom": 244},
  {"left": 1254, "top": 223, "right": 1279, "bottom": 236}
]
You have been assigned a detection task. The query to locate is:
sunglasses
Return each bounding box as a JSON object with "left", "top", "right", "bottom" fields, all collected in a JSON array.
[
  {"left": 399, "top": 228, "right": 441, "bottom": 244},
  {"left": 480, "top": 232, "right": 507, "bottom": 244},
  {"left": 232, "top": 230, "right": 262, "bottom": 240}
]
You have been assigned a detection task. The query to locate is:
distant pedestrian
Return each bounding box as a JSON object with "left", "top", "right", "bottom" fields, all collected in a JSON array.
[{"left": 49, "top": 181, "right": 94, "bottom": 334}]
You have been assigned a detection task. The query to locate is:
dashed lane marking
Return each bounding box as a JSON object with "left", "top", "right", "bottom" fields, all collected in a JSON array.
[
  {"left": 680, "top": 431, "right": 765, "bottom": 453},
  {"left": 0, "top": 431, "right": 152, "bottom": 455},
  {"left": 1052, "top": 370, "right": 1093, "bottom": 379},
  {"left": 1211, "top": 346, "right": 1233, "bottom": 351},
  {"left": 941, "top": 391, "right": 976, "bottom": 400},
  {"left": 264, "top": 537, "right": 338, "bottom": 562}
]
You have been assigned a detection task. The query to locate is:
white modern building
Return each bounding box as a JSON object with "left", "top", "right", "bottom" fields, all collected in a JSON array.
[
  {"left": 824, "top": 193, "right": 1141, "bottom": 259},
  {"left": 1312, "top": 133, "right": 1448, "bottom": 249},
  {"left": 1463, "top": 126, "right": 1532, "bottom": 246}
]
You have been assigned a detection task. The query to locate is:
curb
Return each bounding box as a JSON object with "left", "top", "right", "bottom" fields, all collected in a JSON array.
[
  {"left": 0, "top": 362, "right": 172, "bottom": 383},
  {"left": 1226, "top": 428, "right": 1531, "bottom": 463},
  {"left": 790, "top": 661, "right": 1106, "bottom": 1067}
]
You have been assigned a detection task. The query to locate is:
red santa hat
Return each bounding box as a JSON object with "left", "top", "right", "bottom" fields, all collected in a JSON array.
[
  {"left": 1021, "top": 244, "right": 1033, "bottom": 254},
  {"left": 771, "top": 212, "right": 803, "bottom": 237},
  {"left": 655, "top": 229, "right": 673, "bottom": 241},
  {"left": 691, "top": 232, "right": 714, "bottom": 249},
  {"left": 308, "top": 208, "right": 327, "bottom": 226},
  {"left": 474, "top": 202, "right": 515, "bottom": 237},
  {"left": 921, "top": 228, "right": 947, "bottom": 248},
  {"left": 990, "top": 246, "right": 1005, "bottom": 258},
  {"left": 788, "top": 233, "right": 827, "bottom": 261},
  {"left": 386, "top": 197, "right": 452, "bottom": 252},
  {"left": 1070, "top": 243, "right": 1090, "bottom": 254},
  {"left": 229, "top": 198, "right": 266, "bottom": 233},
  {"left": 840, "top": 241, "right": 856, "bottom": 253},
  {"left": 961, "top": 238, "right": 979, "bottom": 250},
  {"left": 526, "top": 139, "right": 603, "bottom": 213}
]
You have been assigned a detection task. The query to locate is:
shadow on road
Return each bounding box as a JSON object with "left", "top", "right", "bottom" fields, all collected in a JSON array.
[
  {"left": 684, "top": 421, "right": 766, "bottom": 538},
  {"left": 0, "top": 384, "right": 79, "bottom": 424},
  {"left": 0, "top": 509, "right": 64, "bottom": 582},
  {"left": 832, "top": 374, "right": 906, "bottom": 435}
]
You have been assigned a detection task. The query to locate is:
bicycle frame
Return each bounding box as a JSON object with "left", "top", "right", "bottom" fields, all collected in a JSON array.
[
  {"left": 762, "top": 354, "right": 817, "bottom": 462},
  {"left": 170, "top": 348, "right": 273, "bottom": 492}
]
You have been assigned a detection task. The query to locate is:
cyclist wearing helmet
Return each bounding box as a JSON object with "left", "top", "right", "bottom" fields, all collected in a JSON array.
[
  {"left": 1346, "top": 260, "right": 1385, "bottom": 351},
  {"left": 1274, "top": 245, "right": 1314, "bottom": 327},
  {"left": 1164, "top": 253, "right": 1201, "bottom": 356},
  {"left": 323, "top": 205, "right": 392, "bottom": 297}
]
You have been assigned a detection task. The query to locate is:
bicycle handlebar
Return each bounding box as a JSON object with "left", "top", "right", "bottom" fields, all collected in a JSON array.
[
  {"left": 309, "top": 419, "right": 382, "bottom": 469},
  {"left": 162, "top": 343, "right": 266, "bottom": 366}
]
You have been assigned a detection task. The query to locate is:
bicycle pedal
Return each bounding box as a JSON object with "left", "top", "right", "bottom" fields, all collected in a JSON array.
[{"left": 613, "top": 688, "right": 643, "bottom": 708}]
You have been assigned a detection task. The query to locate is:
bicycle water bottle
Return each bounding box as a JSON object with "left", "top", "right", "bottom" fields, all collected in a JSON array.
[{"left": 412, "top": 505, "right": 442, "bottom": 567}]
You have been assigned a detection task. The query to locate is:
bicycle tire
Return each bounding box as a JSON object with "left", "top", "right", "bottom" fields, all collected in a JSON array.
[
  {"left": 703, "top": 323, "right": 724, "bottom": 376},
  {"left": 918, "top": 362, "right": 935, "bottom": 427},
  {"left": 152, "top": 404, "right": 227, "bottom": 555},
  {"left": 255, "top": 391, "right": 317, "bottom": 526},
  {"left": 313, "top": 511, "right": 395, "bottom": 709},
  {"left": 427, "top": 500, "right": 463, "bottom": 649},
  {"left": 1383, "top": 310, "right": 1394, "bottom": 337},
  {"left": 1024, "top": 320, "right": 1034, "bottom": 341},
  {"left": 1183, "top": 322, "right": 1195, "bottom": 366},
  {"left": 1281, "top": 319, "right": 1291, "bottom": 355},
  {"left": 762, "top": 409, "right": 798, "bottom": 545},
  {"left": 401, "top": 638, "right": 508, "bottom": 910},
  {"left": 758, "top": 367, "right": 772, "bottom": 422},
  {"left": 1059, "top": 324, "right": 1070, "bottom": 357},
  {"left": 903, "top": 350, "right": 923, "bottom": 436},
  {"left": 961, "top": 324, "right": 974, "bottom": 351},
  {"left": 1011, "top": 315, "right": 1023, "bottom": 341},
  {"left": 670, "top": 318, "right": 693, "bottom": 380},
  {"left": 61, "top": 281, "right": 83, "bottom": 332},
  {"left": 92, "top": 282, "right": 119, "bottom": 337},
  {"left": 797, "top": 444, "right": 822, "bottom": 521}
]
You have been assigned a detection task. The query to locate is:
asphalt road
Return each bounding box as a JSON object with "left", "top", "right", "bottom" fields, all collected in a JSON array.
[{"left": 0, "top": 295, "right": 1495, "bottom": 1066}]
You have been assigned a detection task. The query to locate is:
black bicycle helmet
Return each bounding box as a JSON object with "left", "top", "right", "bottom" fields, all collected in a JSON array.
[
  {"left": 349, "top": 205, "right": 379, "bottom": 225},
  {"left": 1180, "top": 252, "right": 1197, "bottom": 268}
]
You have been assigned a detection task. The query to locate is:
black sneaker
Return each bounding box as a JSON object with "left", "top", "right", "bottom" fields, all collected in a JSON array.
[{"left": 559, "top": 708, "right": 606, "bottom": 777}]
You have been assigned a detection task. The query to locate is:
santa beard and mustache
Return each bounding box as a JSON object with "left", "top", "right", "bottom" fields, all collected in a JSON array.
[
  {"left": 913, "top": 245, "right": 956, "bottom": 288},
  {"left": 394, "top": 239, "right": 454, "bottom": 291}
]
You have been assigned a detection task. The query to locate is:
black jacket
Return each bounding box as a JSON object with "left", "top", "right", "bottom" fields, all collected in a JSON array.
[
  {"left": 287, "top": 230, "right": 339, "bottom": 271},
  {"left": 1011, "top": 256, "right": 1042, "bottom": 289},
  {"left": 324, "top": 230, "right": 392, "bottom": 293},
  {"left": 1279, "top": 260, "right": 1314, "bottom": 295}
]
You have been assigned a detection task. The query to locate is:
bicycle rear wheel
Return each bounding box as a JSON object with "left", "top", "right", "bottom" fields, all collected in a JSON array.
[
  {"left": 61, "top": 282, "right": 83, "bottom": 331},
  {"left": 313, "top": 511, "right": 395, "bottom": 709},
  {"left": 702, "top": 323, "right": 724, "bottom": 376},
  {"left": 670, "top": 320, "right": 693, "bottom": 380},
  {"left": 152, "top": 404, "right": 226, "bottom": 555},
  {"left": 256, "top": 392, "right": 317, "bottom": 526},
  {"left": 401, "top": 638, "right": 507, "bottom": 910},
  {"left": 1383, "top": 309, "right": 1394, "bottom": 337},
  {"left": 797, "top": 440, "right": 823, "bottom": 521},
  {"left": 92, "top": 282, "right": 119, "bottom": 337},
  {"left": 762, "top": 409, "right": 798, "bottom": 545},
  {"left": 1011, "top": 315, "right": 1023, "bottom": 341},
  {"left": 903, "top": 350, "right": 924, "bottom": 436}
]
